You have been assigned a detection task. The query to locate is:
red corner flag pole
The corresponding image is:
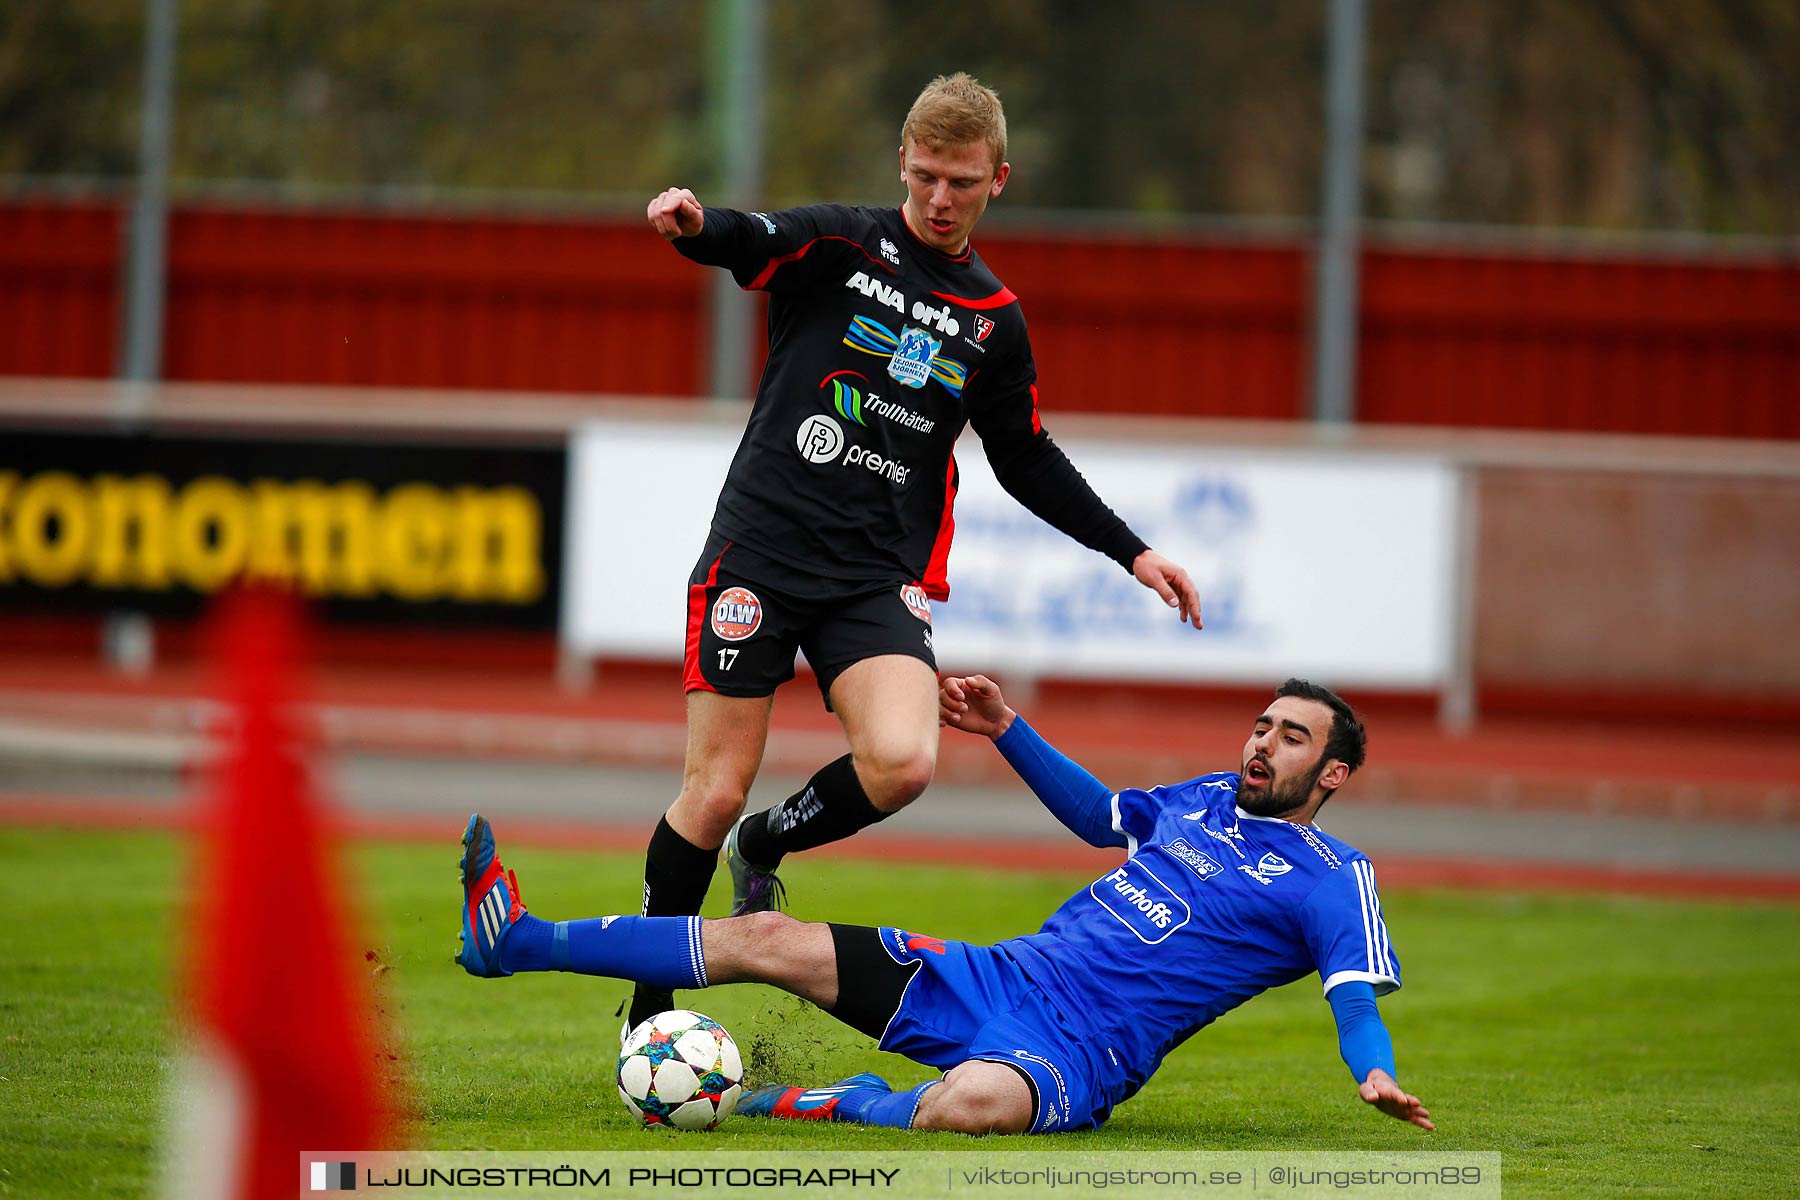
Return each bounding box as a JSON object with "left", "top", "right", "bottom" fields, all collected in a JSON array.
[{"left": 165, "top": 587, "right": 394, "bottom": 1199}]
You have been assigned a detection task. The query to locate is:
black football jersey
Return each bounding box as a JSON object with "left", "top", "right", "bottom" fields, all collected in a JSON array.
[{"left": 675, "top": 204, "right": 1145, "bottom": 599}]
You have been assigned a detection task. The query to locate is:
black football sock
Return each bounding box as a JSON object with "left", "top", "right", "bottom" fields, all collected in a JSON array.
[
  {"left": 734, "top": 754, "right": 888, "bottom": 869},
  {"left": 628, "top": 816, "right": 717, "bottom": 1028}
]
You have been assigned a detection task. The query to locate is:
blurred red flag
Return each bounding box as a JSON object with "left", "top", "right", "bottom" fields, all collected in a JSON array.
[{"left": 166, "top": 587, "right": 394, "bottom": 1198}]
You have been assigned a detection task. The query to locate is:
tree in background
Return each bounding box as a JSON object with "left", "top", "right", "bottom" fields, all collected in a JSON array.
[
  {"left": 0, "top": 0, "right": 1792, "bottom": 234},
  {"left": 1365, "top": 0, "right": 1798, "bottom": 234}
]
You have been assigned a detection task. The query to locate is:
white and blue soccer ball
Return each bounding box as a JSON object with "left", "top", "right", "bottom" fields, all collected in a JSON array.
[{"left": 617, "top": 1009, "right": 744, "bottom": 1130}]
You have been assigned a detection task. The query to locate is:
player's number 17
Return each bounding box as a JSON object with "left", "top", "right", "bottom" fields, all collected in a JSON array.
[{"left": 717, "top": 649, "right": 739, "bottom": 670}]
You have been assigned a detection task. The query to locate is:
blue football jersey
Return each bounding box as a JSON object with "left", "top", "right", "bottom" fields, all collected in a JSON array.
[{"left": 997, "top": 772, "right": 1399, "bottom": 1100}]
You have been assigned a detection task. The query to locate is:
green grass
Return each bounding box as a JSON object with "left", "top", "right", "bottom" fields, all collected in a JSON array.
[{"left": 2, "top": 826, "right": 1798, "bottom": 1198}]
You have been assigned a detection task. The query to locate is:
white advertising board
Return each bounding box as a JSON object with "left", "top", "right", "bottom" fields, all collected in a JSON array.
[{"left": 564, "top": 419, "right": 1461, "bottom": 688}]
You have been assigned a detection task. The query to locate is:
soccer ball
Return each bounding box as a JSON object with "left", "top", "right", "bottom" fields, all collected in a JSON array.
[{"left": 617, "top": 1009, "right": 744, "bottom": 1130}]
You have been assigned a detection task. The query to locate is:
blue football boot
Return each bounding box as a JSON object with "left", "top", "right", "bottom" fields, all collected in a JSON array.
[
  {"left": 737, "top": 1072, "right": 892, "bottom": 1121},
  {"left": 457, "top": 812, "right": 525, "bottom": 978}
]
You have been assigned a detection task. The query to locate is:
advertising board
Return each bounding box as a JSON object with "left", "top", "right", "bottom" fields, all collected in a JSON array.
[{"left": 563, "top": 420, "right": 1457, "bottom": 686}]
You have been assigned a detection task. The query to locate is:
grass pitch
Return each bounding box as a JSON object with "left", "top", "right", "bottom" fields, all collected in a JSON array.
[{"left": 3, "top": 825, "right": 1797, "bottom": 1198}]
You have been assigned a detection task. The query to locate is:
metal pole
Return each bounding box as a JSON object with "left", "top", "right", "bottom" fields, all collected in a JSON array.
[
  {"left": 1439, "top": 464, "right": 1481, "bottom": 732},
  {"left": 1310, "top": 0, "right": 1366, "bottom": 425},
  {"left": 705, "top": 0, "right": 766, "bottom": 404},
  {"left": 108, "top": 0, "right": 179, "bottom": 677},
  {"left": 121, "top": 0, "right": 177, "bottom": 391}
]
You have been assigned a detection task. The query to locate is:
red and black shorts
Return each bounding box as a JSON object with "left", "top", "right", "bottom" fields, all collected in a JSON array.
[{"left": 683, "top": 532, "right": 937, "bottom": 705}]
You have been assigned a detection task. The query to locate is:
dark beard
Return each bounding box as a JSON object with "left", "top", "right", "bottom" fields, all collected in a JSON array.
[{"left": 1238, "top": 758, "right": 1326, "bottom": 818}]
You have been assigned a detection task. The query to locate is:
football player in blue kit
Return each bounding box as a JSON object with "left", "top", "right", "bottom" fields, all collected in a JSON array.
[{"left": 457, "top": 674, "right": 1430, "bottom": 1135}]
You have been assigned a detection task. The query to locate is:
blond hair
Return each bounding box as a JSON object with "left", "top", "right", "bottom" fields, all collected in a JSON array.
[{"left": 901, "top": 73, "right": 1007, "bottom": 170}]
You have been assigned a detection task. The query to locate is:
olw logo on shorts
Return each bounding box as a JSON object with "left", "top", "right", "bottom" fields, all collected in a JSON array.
[{"left": 710, "top": 586, "right": 762, "bottom": 641}]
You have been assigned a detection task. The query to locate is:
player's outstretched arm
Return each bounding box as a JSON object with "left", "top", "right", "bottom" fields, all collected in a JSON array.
[
  {"left": 939, "top": 673, "right": 1015, "bottom": 737},
  {"left": 1358, "top": 1068, "right": 1434, "bottom": 1131},
  {"left": 1131, "top": 549, "right": 1203, "bottom": 628},
  {"left": 647, "top": 187, "right": 705, "bottom": 239},
  {"left": 1327, "top": 980, "right": 1429, "bottom": 1127},
  {"left": 941, "top": 675, "right": 1124, "bottom": 849}
]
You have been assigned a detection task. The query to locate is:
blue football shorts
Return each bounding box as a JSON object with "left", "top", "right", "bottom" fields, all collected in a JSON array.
[{"left": 827, "top": 923, "right": 1118, "bottom": 1133}]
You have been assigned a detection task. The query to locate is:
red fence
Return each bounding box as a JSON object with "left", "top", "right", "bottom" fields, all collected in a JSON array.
[
  {"left": 982, "top": 235, "right": 1308, "bottom": 421},
  {"left": 1357, "top": 249, "right": 1799, "bottom": 437},
  {"left": 2, "top": 200, "right": 119, "bottom": 379},
  {"left": 3, "top": 197, "right": 1794, "bottom": 437}
]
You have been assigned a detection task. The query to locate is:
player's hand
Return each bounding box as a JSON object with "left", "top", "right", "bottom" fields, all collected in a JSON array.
[
  {"left": 939, "top": 674, "right": 1015, "bottom": 739},
  {"left": 647, "top": 187, "right": 705, "bottom": 239},
  {"left": 1131, "top": 549, "right": 1202, "bottom": 628},
  {"left": 1359, "top": 1069, "right": 1433, "bottom": 1130}
]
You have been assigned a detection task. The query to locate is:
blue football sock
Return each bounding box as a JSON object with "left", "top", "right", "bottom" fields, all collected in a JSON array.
[
  {"left": 833, "top": 1080, "right": 939, "bottom": 1128},
  {"left": 498, "top": 913, "right": 707, "bottom": 989},
  {"left": 497, "top": 912, "right": 555, "bottom": 970}
]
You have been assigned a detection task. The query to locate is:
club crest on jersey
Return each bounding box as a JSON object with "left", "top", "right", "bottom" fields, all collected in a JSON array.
[
  {"left": 887, "top": 326, "right": 940, "bottom": 390},
  {"left": 973, "top": 314, "right": 994, "bottom": 342},
  {"left": 1257, "top": 852, "right": 1292, "bottom": 877},
  {"left": 1237, "top": 851, "right": 1294, "bottom": 887},
  {"left": 710, "top": 586, "right": 763, "bottom": 641},
  {"left": 900, "top": 583, "right": 932, "bottom": 624}
]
